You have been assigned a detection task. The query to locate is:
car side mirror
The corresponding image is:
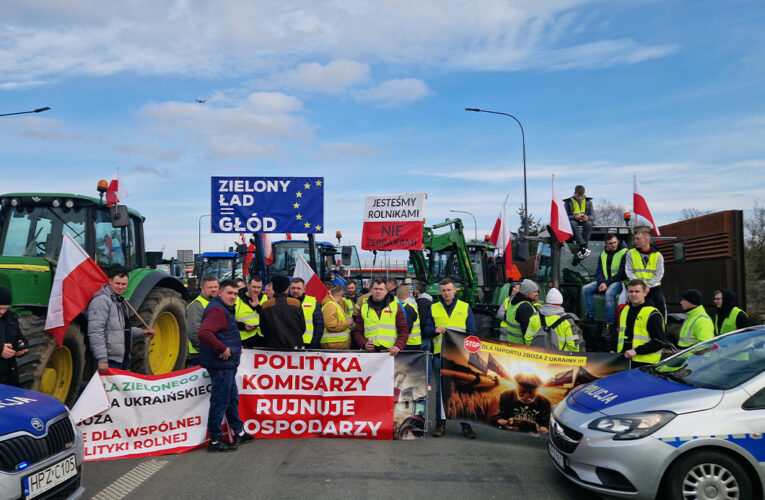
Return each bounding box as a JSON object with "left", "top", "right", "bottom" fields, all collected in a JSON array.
[
  {"left": 111, "top": 205, "right": 129, "bottom": 227},
  {"left": 673, "top": 243, "right": 685, "bottom": 264},
  {"left": 341, "top": 246, "right": 353, "bottom": 266}
]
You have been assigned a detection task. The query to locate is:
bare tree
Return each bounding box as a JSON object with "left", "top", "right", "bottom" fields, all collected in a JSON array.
[
  {"left": 594, "top": 199, "right": 629, "bottom": 226},
  {"left": 745, "top": 202, "right": 765, "bottom": 315},
  {"left": 680, "top": 208, "right": 713, "bottom": 220}
]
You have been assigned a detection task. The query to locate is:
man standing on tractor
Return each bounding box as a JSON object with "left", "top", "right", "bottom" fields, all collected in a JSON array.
[
  {"left": 564, "top": 185, "right": 593, "bottom": 259},
  {"left": 582, "top": 233, "right": 628, "bottom": 338}
]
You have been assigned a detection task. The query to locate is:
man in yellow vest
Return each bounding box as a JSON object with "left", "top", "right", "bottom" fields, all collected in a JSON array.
[
  {"left": 525, "top": 288, "right": 579, "bottom": 351},
  {"left": 625, "top": 226, "right": 666, "bottom": 319},
  {"left": 235, "top": 276, "right": 266, "bottom": 348},
  {"left": 289, "top": 277, "right": 324, "bottom": 349},
  {"left": 583, "top": 234, "right": 628, "bottom": 331},
  {"left": 564, "top": 185, "right": 593, "bottom": 259},
  {"left": 351, "top": 278, "right": 408, "bottom": 355},
  {"left": 186, "top": 276, "right": 218, "bottom": 367},
  {"left": 426, "top": 277, "right": 478, "bottom": 439},
  {"left": 713, "top": 289, "right": 750, "bottom": 335},
  {"left": 677, "top": 289, "right": 714, "bottom": 348},
  {"left": 321, "top": 285, "right": 353, "bottom": 349},
  {"left": 344, "top": 281, "right": 359, "bottom": 317},
  {"left": 498, "top": 279, "right": 539, "bottom": 344},
  {"left": 395, "top": 285, "right": 422, "bottom": 350},
  {"left": 614, "top": 280, "right": 668, "bottom": 366}
]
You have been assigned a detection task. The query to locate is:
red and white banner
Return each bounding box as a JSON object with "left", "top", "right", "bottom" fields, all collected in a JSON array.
[
  {"left": 105, "top": 168, "right": 128, "bottom": 207},
  {"left": 550, "top": 175, "right": 573, "bottom": 243},
  {"left": 294, "top": 254, "right": 329, "bottom": 303},
  {"left": 238, "top": 350, "right": 394, "bottom": 439},
  {"left": 72, "top": 367, "right": 210, "bottom": 461},
  {"left": 45, "top": 233, "right": 108, "bottom": 345},
  {"left": 489, "top": 194, "right": 521, "bottom": 280},
  {"left": 633, "top": 175, "right": 661, "bottom": 236},
  {"left": 361, "top": 192, "right": 425, "bottom": 250}
]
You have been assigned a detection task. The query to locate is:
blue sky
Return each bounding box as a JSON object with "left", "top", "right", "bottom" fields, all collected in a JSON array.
[{"left": 1, "top": 0, "right": 763, "bottom": 257}]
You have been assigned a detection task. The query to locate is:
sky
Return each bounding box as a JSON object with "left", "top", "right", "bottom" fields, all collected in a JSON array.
[{"left": 1, "top": 0, "right": 764, "bottom": 260}]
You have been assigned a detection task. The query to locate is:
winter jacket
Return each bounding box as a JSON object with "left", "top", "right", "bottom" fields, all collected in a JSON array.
[
  {"left": 198, "top": 295, "right": 241, "bottom": 370},
  {"left": 260, "top": 293, "right": 306, "bottom": 349},
  {"left": 87, "top": 285, "right": 144, "bottom": 364},
  {"left": 564, "top": 196, "right": 593, "bottom": 219},
  {"left": 0, "top": 310, "right": 26, "bottom": 386},
  {"left": 415, "top": 293, "right": 433, "bottom": 339}
]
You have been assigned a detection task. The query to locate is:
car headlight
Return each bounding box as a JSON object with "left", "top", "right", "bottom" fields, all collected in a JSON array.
[{"left": 588, "top": 411, "right": 676, "bottom": 440}]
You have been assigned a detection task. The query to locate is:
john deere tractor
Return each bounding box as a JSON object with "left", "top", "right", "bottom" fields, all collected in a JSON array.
[{"left": 0, "top": 186, "right": 188, "bottom": 406}]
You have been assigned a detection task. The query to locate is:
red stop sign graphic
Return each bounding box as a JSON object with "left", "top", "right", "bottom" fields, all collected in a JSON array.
[{"left": 464, "top": 335, "right": 481, "bottom": 353}]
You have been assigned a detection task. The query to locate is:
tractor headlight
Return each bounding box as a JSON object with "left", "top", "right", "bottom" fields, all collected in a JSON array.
[
  {"left": 588, "top": 411, "right": 676, "bottom": 440},
  {"left": 51, "top": 198, "right": 61, "bottom": 208}
]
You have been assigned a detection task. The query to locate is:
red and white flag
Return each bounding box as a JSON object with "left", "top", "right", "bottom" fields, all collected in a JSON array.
[
  {"left": 633, "top": 176, "right": 661, "bottom": 236},
  {"left": 262, "top": 233, "right": 273, "bottom": 265},
  {"left": 293, "top": 255, "right": 329, "bottom": 303},
  {"left": 105, "top": 168, "right": 128, "bottom": 207},
  {"left": 550, "top": 175, "right": 573, "bottom": 243},
  {"left": 489, "top": 195, "right": 521, "bottom": 280},
  {"left": 45, "top": 234, "right": 109, "bottom": 345}
]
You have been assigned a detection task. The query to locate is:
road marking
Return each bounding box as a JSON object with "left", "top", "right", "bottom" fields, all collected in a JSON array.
[{"left": 91, "top": 459, "right": 168, "bottom": 500}]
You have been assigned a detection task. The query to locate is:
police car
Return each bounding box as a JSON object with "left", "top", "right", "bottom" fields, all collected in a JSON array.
[
  {"left": 548, "top": 326, "right": 765, "bottom": 500},
  {"left": 0, "top": 384, "right": 84, "bottom": 499}
]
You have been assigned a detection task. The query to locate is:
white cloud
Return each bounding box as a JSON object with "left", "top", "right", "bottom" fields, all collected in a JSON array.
[
  {"left": 264, "top": 60, "right": 370, "bottom": 94},
  {"left": 352, "top": 79, "right": 430, "bottom": 107}
]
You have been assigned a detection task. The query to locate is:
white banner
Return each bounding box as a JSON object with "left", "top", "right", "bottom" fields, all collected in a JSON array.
[{"left": 363, "top": 192, "right": 425, "bottom": 222}]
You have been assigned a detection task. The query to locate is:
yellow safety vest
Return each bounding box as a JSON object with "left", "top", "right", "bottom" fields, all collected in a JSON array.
[
  {"left": 361, "top": 300, "right": 399, "bottom": 348},
  {"left": 235, "top": 294, "right": 263, "bottom": 342},
  {"left": 525, "top": 314, "right": 579, "bottom": 351},
  {"left": 402, "top": 302, "right": 421, "bottom": 346},
  {"left": 601, "top": 248, "right": 628, "bottom": 282},
  {"left": 186, "top": 295, "right": 208, "bottom": 354},
  {"left": 301, "top": 295, "right": 318, "bottom": 345},
  {"left": 431, "top": 300, "right": 469, "bottom": 355},
  {"left": 629, "top": 249, "right": 662, "bottom": 286},
  {"left": 678, "top": 306, "right": 714, "bottom": 347},
  {"left": 715, "top": 307, "right": 748, "bottom": 336},
  {"left": 321, "top": 300, "right": 351, "bottom": 344},
  {"left": 504, "top": 300, "right": 534, "bottom": 344},
  {"left": 618, "top": 305, "right": 663, "bottom": 364},
  {"left": 343, "top": 297, "right": 354, "bottom": 317},
  {"left": 570, "top": 197, "right": 586, "bottom": 216}
]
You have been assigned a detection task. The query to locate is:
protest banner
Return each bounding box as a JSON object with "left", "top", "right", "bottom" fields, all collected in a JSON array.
[
  {"left": 440, "top": 332, "right": 629, "bottom": 435},
  {"left": 72, "top": 367, "right": 210, "bottom": 461},
  {"left": 211, "top": 176, "right": 324, "bottom": 233},
  {"left": 361, "top": 192, "right": 425, "bottom": 250},
  {"left": 392, "top": 350, "right": 428, "bottom": 440}
]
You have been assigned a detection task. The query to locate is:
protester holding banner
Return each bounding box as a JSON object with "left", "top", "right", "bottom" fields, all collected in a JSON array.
[
  {"left": 289, "top": 277, "right": 324, "bottom": 349},
  {"left": 260, "top": 276, "right": 306, "bottom": 349},
  {"left": 426, "top": 278, "right": 477, "bottom": 439},
  {"left": 614, "top": 279, "right": 668, "bottom": 366},
  {"left": 321, "top": 285, "right": 353, "bottom": 349},
  {"left": 352, "top": 278, "right": 408, "bottom": 355},
  {"left": 198, "top": 279, "right": 254, "bottom": 451},
  {"left": 395, "top": 285, "right": 422, "bottom": 350},
  {"left": 186, "top": 276, "right": 219, "bottom": 367}
]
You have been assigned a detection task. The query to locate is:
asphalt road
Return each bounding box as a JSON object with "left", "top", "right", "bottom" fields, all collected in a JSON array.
[{"left": 81, "top": 412, "right": 600, "bottom": 500}]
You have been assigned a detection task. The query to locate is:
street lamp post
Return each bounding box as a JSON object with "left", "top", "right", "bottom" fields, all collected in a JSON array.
[
  {"left": 198, "top": 214, "right": 211, "bottom": 255},
  {"left": 0, "top": 107, "right": 51, "bottom": 117},
  {"left": 449, "top": 209, "right": 478, "bottom": 241},
  {"left": 465, "top": 107, "right": 529, "bottom": 250}
]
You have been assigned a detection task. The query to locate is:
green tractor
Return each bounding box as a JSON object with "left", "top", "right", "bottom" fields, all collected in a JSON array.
[{"left": 0, "top": 188, "right": 188, "bottom": 406}]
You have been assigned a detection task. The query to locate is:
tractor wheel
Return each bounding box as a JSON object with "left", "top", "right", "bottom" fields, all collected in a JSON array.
[
  {"left": 16, "top": 316, "right": 86, "bottom": 407},
  {"left": 131, "top": 288, "right": 187, "bottom": 375}
]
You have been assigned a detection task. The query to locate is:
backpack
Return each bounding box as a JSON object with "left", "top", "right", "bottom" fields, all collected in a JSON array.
[{"left": 531, "top": 314, "right": 570, "bottom": 351}]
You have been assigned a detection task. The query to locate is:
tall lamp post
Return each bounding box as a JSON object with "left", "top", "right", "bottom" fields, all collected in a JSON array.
[
  {"left": 449, "top": 209, "right": 478, "bottom": 241},
  {"left": 198, "top": 214, "right": 211, "bottom": 255},
  {"left": 465, "top": 107, "right": 529, "bottom": 256},
  {"left": 0, "top": 107, "right": 51, "bottom": 117}
]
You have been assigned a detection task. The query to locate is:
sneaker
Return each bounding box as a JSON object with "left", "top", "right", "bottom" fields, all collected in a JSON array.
[
  {"left": 581, "top": 248, "right": 591, "bottom": 258},
  {"left": 432, "top": 424, "right": 446, "bottom": 437},
  {"left": 235, "top": 431, "right": 256, "bottom": 445},
  {"left": 575, "top": 249, "right": 584, "bottom": 259},
  {"left": 462, "top": 426, "right": 477, "bottom": 439},
  {"left": 208, "top": 439, "right": 237, "bottom": 452}
]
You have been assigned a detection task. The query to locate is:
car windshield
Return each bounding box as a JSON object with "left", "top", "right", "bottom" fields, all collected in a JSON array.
[{"left": 648, "top": 328, "right": 765, "bottom": 389}]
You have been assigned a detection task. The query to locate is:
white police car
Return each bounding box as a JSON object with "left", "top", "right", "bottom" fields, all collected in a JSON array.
[
  {"left": 548, "top": 326, "right": 765, "bottom": 500},
  {"left": 0, "top": 384, "right": 84, "bottom": 500}
]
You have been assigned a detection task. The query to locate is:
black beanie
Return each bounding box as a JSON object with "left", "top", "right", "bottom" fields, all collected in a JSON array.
[
  {"left": 272, "top": 275, "right": 290, "bottom": 294},
  {"left": 681, "top": 289, "right": 703, "bottom": 306},
  {"left": 0, "top": 287, "right": 11, "bottom": 306}
]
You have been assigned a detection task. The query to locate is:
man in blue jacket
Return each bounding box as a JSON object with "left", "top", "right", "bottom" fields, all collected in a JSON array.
[
  {"left": 582, "top": 233, "right": 627, "bottom": 335},
  {"left": 198, "top": 279, "right": 255, "bottom": 452}
]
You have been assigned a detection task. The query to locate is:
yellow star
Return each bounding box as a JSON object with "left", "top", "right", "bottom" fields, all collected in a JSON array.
[
  {"left": 296, "top": 214, "right": 302, "bottom": 220},
  {"left": 304, "top": 183, "right": 310, "bottom": 189},
  {"left": 315, "top": 179, "right": 322, "bottom": 186},
  {"left": 296, "top": 191, "right": 302, "bottom": 198},
  {"left": 304, "top": 222, "right": 311, "bottom": 228},
  {"left": 293, "top": 202, "right": 300, "bottom": 209},
  {"left": 315, "top": 225, "right": 322, "bottom": 231}
]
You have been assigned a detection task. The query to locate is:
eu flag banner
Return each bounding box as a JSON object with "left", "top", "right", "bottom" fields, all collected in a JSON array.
[{"left": 211, "top": 176, "right": 324, "bottom": 234}]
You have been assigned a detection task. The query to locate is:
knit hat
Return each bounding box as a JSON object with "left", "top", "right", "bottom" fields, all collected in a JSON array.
[
  {"left": 545, "top": 288, "right": 564, "bottom": 305},
  {"left": 681, "top": 289, "right": 703, "bottom": 306},
  {"left": 519, "top": 279, "right": 538, "bottom": 296},
  {"left": 272, "top": 275, "right": 291, "bottom": 294},
  {"left": 0, "top": 287, "right": 11, "bottom": 306}
]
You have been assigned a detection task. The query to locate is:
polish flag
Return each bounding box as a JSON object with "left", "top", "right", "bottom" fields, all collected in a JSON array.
[
  {"left": 45, "top": 234, "right": 109, "bottom": 345},
  {"left": 550, "top": 175, "right": 573, "bottom": 243},
  {"left": 633, "top": 176, "right": 661, "bottom": 236},
  {"left": 489, "top": 195, "right": 521, "bottom": 280},
  {"left": 261, "top": 233, "right": 273, "bottom": 265},
  {"left": 293, "top": 255, "right": 329, "bottom": 302},
  {"left": 105, "top": 168, "right": 128, "bottom": 207}
]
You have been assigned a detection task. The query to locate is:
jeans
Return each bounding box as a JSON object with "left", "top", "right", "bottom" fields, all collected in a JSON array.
[
  {"left": 569, "top": 218, "right": 592, "bottom": 248},
  {"left": 646, "top": 286, "right": 666, "bottom": 321},
  {"left": 583, "top": 281, "right": 623, "bottom": 325},
  {"left": 108, "top": 360, "right": 131, "bottom": 370},
  {"left": 206, "top": 368, "right": 243, "bottom": 441}
]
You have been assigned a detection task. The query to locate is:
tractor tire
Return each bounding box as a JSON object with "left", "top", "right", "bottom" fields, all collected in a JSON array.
[
  {"left": 16, "top": 316, "right": 86, "bottom": 407},
  {"left": 131, "top": 287, "right": 188, "bottom": 375}
]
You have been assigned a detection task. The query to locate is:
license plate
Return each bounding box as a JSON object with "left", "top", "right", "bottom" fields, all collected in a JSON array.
[
  {"left": 23, "top": 455, "right": 77, "bottom": 500},
  {"left": 548, "top": 442, "right": 568, "bottom": 469}
]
